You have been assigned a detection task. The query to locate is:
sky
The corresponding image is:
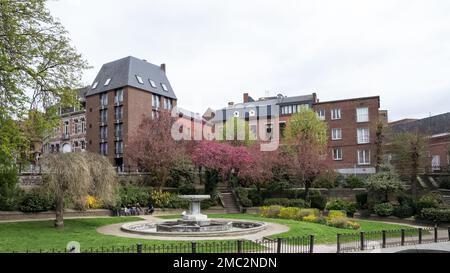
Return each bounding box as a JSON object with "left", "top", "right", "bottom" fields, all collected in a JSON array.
[{"left": 46, "top": 0, "right": 450, "bottom": 121}]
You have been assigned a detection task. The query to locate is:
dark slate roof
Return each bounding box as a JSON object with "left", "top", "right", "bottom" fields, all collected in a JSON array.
[
  {"left": 390, "top": 112, "right": 450, "bottom": 135},
  {"left": 77, "top": 86, "right": 89, "bottom": 101},
  {"left": 85, "top": 56, "right": 176, "bottom": 99}
]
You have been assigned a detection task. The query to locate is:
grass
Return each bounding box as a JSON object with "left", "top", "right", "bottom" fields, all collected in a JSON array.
[
  {"left": 0, "top": 214, "right": 412, "bottom": 252},
  {"left": 159, "top": 213, "right": 412, "bottom": 244}
]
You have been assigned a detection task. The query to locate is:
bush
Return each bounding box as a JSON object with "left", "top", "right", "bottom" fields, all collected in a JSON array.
[
  {"left": 373, "top": 202, "right": 394, "bottom": 217},
  {"left": 356, "top": 192, "right": 368, "bottom": 209},
  {"left": 86, "top": 195, "right": 102, "bottom": 209},
  {"left": 308, "top": 191, "right": 327, "bottom": 210},
  {"left": 302, "top": 214, "right": 318, "bottom": 222},
  {"left": 299, "top": 208, "right": 320, "bottom": 218},
  {"left": 259, "top": 205, "right": 282, "bottom": 218},
  {"left": 278, "top": 207, "right": 301, "bottom": 220},
  {"left": 263, "top": 198, "right": 307, "bottom": 208},
  {"left": 416, "top": 193, "right": 443, "bottom": 214},
  {"left": 345, "top": 175, "right": 365, "bottom": 188},
  {"left": 247, "top": 189, "right": 263, "bottom": 206},
  {"left": 326, "top": 199, "right": 357, "bottom": 217},
  {"left": 327, "top": 210, "right": 347, "bottom": 220},
  {"left": 326, "top": 210, "right": 360, "bottom": 229},
  {"left": 393, "top": 203, "right": 414, "bottom": 218},
  {"left": 417, "top": 208, "right": 450, "bottom": 223},
  {"left": 438, "top": 177, "right": 450, "bottom": 189},
  {"left": 313, "top": 175, "right": 335, "bottom": 188},
  {"left": 178, "top": 183, "right": 196, "bottom": 195},
  {"left": 150, "top": 190, "right": 188, "bottom": 209},
  {"left": 0, "top": 164, "right": 22, "bottom": 211},
  {"left": 19, "top": 189, "right": 54, "bottom": 212},
  {"left": 118, "top": 185, "right": 150, "bottom": 207},
  {"left": 327, "top": 217, "right": 349, "bottom": 228},
  {"left": 235, "top": 187, "right": 253, "bottom": 207}
]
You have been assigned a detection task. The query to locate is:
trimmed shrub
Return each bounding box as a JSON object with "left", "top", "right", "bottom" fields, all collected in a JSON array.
[
  {"left": 373, "top": 202, "right": 394, "bottom": 217},
  {"left": 309, "top": 191, "right": 327, "bottom": 210},
  {"left": 19, "top": 189, "right": 54, "bottom": 212},
  {"left": 345, "top": 175, "right": 365, "bottom": 188},
  {"left": 326, "top": 199, "right": 357, "bottom": 217},
  {"left": 356, "top": 192, "right": 368, "bottom": 209},
  {"left": 327, "top": 210, "right": 347, "bottom": 220},
  {"left": 299, "top": 208, "right": 320, "bottom": 218},
  {"left": 417, "top": 208, "right": 450, "bottom": 223},
  {"left": 313, "top": 175, "right": 335, "bottom": 189},
  {"left": 247, "top": 189, "right": 263, "bottom": 206},
  {"left": 278, "top": 207, "right": 301, "bottom": 220},
  {"left": 416, "top": 193, "right": 443, "bottom": 214},
  {"left": 302, "top": 214, "right": 318, "bottom": 223},
  {"left": 119, "top": 185, "right": 150, "bottom": 207},
  {"left": 235, "top": 187, "right": 253, "bottom": 207},
  {"left": 393, "top": 203, "right": 414, "bottom": 218},
  {"left": 259, "top": 205, "right": 282, "bottom": 218}
]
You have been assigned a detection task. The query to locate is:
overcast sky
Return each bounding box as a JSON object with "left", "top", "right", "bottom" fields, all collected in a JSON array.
[{"left": 47, "top": 0, "right": 450, "bottom": 121}]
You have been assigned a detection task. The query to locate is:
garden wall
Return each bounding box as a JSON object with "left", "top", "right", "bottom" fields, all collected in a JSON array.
[
  {"left": 0, "top": 209, "right": 113, "bottom": 221},
  {"left": 316, "top": 188, "right": 367, "bottom": 201}
]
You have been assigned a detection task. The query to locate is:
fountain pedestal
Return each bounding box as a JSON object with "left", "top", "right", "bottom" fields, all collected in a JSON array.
[{"left": 179, "top": 195, "right": 210, "bottom": 223}]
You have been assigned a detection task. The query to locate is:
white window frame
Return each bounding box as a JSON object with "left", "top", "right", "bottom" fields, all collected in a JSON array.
[
  {"left": 149, "top": 79, "right": 157, "bottom": 88},
  {"left": 331, "top": 108, "right": 341, "bottom": 120},
  {"left": 331, "top": 128, "right": 342, "bottom": 140},
  {"left": 136, "top": 75, "right": 144, "bottom": 84},
  {"left": 104, "top": 78, "right": 111, "bottom": 86},
  {"left": 332, "top": 148, "right": 343, "bottom": 161},
  {"left": 92, "top": 82, "right": 98, "bottom": 89},
  {"left": 357, "top": 149, "right": 371, "bottom": 165},
  {"left": 317, "top": 109, "right": 325, "bottom": 120},
  {"left": 161, "top": 83, "right": 168, "bottom": 91},
  {"left": 152, "top": 94, "right": 160, "bottom": 109},
  {"left": 357, "top": 128, "right": 370, "bottom": 144},
  {"left": 115, "top": 89, "right": 123, "bottom": 103},
  {"left": 356, "top": 107, "right": 369, "bottom": 122}
]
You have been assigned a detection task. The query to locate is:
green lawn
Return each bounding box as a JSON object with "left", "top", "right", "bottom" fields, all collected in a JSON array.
[
  {"left": 0, "top": 214, "right": 412, "bottom": 252},
  {"left": 159, "top": 213, "right": 412, "bottom": 244}
]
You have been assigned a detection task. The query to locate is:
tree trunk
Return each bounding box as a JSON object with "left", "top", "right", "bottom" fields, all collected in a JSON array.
[{"left": 54, "top": 195, "right": 64, "bottom": 228}]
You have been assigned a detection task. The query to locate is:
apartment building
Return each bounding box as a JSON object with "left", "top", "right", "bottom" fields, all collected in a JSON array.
[
  {"left": 313, "top": 96, "right": 382, "bottom": 174},
  {"left": 85, "top": 56, "right": 177, "bottom": 170},
  {"left": 42, "top": 87, "right": 88, "bottom": 154},
  {"left": 389, "top": 112, "right": 450, "bottom": 172}
]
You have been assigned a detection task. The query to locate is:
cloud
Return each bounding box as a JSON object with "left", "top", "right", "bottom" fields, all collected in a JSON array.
[{"left": 47, "top": 0, "right": 450, "bottom": 120}]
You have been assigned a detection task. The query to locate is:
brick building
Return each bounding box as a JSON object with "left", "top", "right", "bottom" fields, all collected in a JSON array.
[
  {"left": 85, "top": 56, "right": 177, "bottom": 171},
  {"left": 389, "top": 112, "right": 450, "bottom": 172}
]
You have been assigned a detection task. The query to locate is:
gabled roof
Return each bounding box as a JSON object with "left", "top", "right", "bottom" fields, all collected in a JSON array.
[
  {"left": 390, "top": 112, "right": 450, "bottom": 136},
  {"left": 86, "top": 56, "right": 177, "bottom": 99}
]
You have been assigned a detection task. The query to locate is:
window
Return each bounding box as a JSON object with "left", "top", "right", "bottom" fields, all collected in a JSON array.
[
  {"left": 317, "top": 109, "right": 325, "bottom": 120},
  {"left": 115, "top": 106, "right": 123, "bottom": 120},
  {"left": 152, "top": 94, "right": 160, "bottom": 108},
  {"left": 100, "top": 126, "right": 108, "bottom": 139},
  {"left": 357, "top": 150, "right": 370, "bottom": 165},
  {"left": 161, "top": 83, "right": 168, "bottom": 91},
  {"left": 136, "top": 75, "right": 144, "bottom": 84},
  {"left": 331, "top": 108, "right": 341, "bottom": 120},
  {"left": 81, "top": 141, "right": 86, "bottom": 150},
  {"left": 115, "top": 124, "right": 122, "bottom": 138},
  {"left": 75, "top": 119, "right": 82, "bottom": 134},
  {"left": 100, "top": 109, "right": 107, "bottom": 123},
  {"left": 100, "top": 143, "right": 108, "bottom": 156},
  {"left": 115, "top": 141, "right": 123, "bottom": 154},
  {"left": 64, "top": 121, "right": 69, "bottom": 135},
  {"left": 115, "top": 89, "right": 123, "bottom": 104},
  {"left": 432, "top": 155, "right": 441, "bottom": 171},
  {"left": 149, "top": 79, "right": 157, "bottom": 88},
  {"left": 92, "top": 82, "right": 98, "bottom": 89},
  {"left": 151, "top": 110, "right": 159, "bottom": 119},
  {"left": 356, "top": 107, "right": 369, "bottom": 122},
  {"left": 100, "top": 93, "right": 108, "bottom": 106},
  {"left": 357, "top": 128, "right": 370, "bottom": 144},
  {"left": 163, "top": 98, "right": 172, "bottom": 110},
  {"left": 81, "top": 118, "right": 86, "bottom": 133},
  {"left": 332, "top": 148, "right": 343, "bottom": 160},
  {"left": 331, "top": 128, "right": 342, "bottom": 140},
  {"left": 104, "top": 78, "right": 111, "bottom": 86}
]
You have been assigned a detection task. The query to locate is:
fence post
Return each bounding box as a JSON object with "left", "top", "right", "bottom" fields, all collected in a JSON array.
[
  {"left": 277, "top": 238, "right": 282, "bottom": 253},
  {"left": 136, "top": 243, "right": 142, "bottom": 253},
  {"left": 309, "top": 235, "right": 314, "bottom": 253},
  {"left": 191, "top": 242, "right": 197, "bottom": 253},
  {"left": 360, "top": 232, "right": 365, "bottom": 251},
  {"left": 401, "top": 229, "right": 405, "bottom": 246},
  {"left": 336, "top": 234, "right": 341, "bottom": 253},
  {"left": 418, "top": 228, "right": 423, "bottom": 244},
  {"left": 237, "top": 240, "right": 243, "bottom": 253},
  {"left": 382, "top": 230, "right": 386, "bottom": 248},
  {"left": 448, "top": 226, "right": 450, "bottom": 241},
  {"left": 434, "top": 225, "right": 438, "bottom": 243}
]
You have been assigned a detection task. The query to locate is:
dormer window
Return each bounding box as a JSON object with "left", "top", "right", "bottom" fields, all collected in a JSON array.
[
  {"left": 92, "top": 82, "right": 98, "bottom": 89},
  {"left": 161, "top": 83, "right": 168, "bottom": 91},
  {"left": 104, "top": 78, "right": 111, "bottom": 86},
  {"left": 136, "top": 75, "right": 144, "bottom": 84},
  {"left": 149, "top": 79, "right": 157, "bottom": 88}
]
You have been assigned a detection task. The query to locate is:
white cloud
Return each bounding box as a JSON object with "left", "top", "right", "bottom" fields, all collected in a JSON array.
[{"left": 47, "top": 0, "right": 450, "bottom": 120}]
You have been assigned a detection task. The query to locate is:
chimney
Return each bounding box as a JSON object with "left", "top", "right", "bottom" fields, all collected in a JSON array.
[
  {"left": 243, "top": 93, "right": 249, "bottom": 103},
  {"left": 160, "top": 63, "right": 166, "bottom": 73},
  {"left": 228, "top": 102, "right": 234, "bottom": 107},
  {"left": 312, "top": 92, "right": 318, "bottom": 103}
]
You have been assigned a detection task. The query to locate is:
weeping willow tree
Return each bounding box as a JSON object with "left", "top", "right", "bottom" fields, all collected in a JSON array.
[{"left": 42, "top": 152, "right": 118, "bottom": 228}]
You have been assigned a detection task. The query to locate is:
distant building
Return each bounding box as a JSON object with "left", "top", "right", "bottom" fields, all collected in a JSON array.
[
  {"left": 390, "top": 112, "right": 450, "bottom": 172},
  {"left": 84, "top": 56, "right": 177, "bottom": 171}
]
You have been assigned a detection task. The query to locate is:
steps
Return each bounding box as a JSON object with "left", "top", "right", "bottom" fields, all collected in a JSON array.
[
  {"left": 220, "top": 192, "right": 240, "bottom": 214},
  {"left": 441, "top": 195, "right": 450, "bottom": 207}
]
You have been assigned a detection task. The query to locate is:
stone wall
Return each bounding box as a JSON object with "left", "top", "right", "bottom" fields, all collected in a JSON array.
[{"left": 0, "top": 209, "right": 112, "bottom": 221}]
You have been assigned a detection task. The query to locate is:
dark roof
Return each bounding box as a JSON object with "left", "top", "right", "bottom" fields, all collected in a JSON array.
[
  {"left": 314, "top": 96, "right": 380, "bottom": 107},
  {"left": 85, "top": 56, "right": 176, "bottom": 99},
  {"left": 77, "top": 86, "right": 89, "bottom": 101},
  {"left": 390, "top": 112, "right": 450, "bottom": 135}
]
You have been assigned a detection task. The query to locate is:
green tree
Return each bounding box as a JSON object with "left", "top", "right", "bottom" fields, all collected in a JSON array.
[
  {"left": 217, "top": 117, "right": 257, "bottom": 146},
  {"left": 365, "top": 165, "right": 405, "bottom": 205},
  {"left": 284, "top": 108, "right": 328, "bottom": 146},
  {"left": 0, "top": 152, "right": 22, "bottom": 210},
  {"left": 375, "top": 121, "right": 385, "bottom": 172},
  {"left": 391, "top": 132, "right": 427, "bottom": 199},
  {"left": 0, "top": 0, "right": 89, "bottom": 160}
]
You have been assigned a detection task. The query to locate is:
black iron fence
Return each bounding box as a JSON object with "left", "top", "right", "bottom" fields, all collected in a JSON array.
[
  {"left": 337, "top": 226, "right": 450, "bottom": 253},
  {"left": 10, "top": 236, "right": 314, "bottom": 254}
]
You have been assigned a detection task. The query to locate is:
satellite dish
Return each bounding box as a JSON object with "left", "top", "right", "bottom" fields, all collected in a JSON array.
[{"left": 66, "top": 241, "right": 80, "bottom": 253}]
